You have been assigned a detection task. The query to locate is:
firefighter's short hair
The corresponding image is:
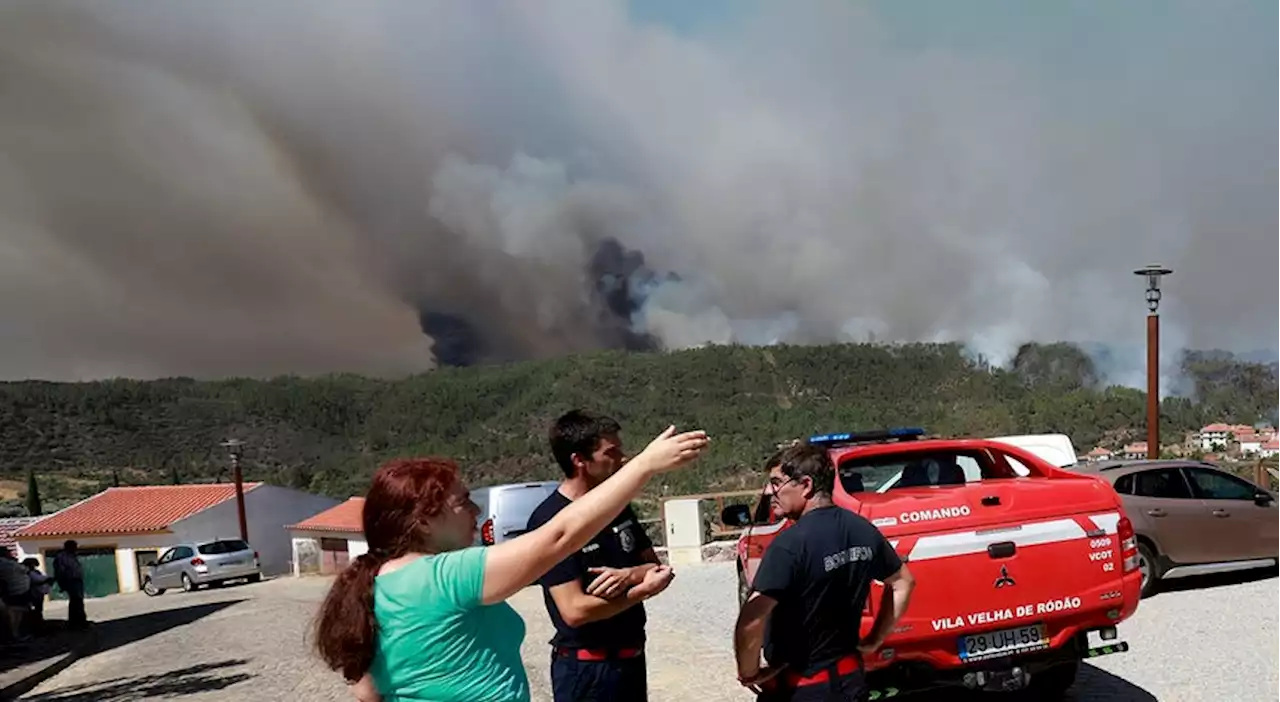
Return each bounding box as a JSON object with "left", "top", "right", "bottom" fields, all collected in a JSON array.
[{"left": 772, "top": 442, "right": 835, "bottom": 497}]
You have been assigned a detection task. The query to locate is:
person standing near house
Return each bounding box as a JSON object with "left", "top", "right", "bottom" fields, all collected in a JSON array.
[
  {"left": 23, "top": 557, "right": 52, "bottom": 635},
  {"left": 313, "top": 423, "right": 709, "bottom": 702},
  {"left": 0, "top": 550, "right": 32, "bottom": 641},
  {"left": 53, "top": 540, "right": 87, "bottom": 630},
  {"left": 526, "top": 410, "right": 674, "bottom": 702}
]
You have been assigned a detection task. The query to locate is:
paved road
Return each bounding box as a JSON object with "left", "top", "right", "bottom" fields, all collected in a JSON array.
[
  {"left": 20, "top": 562, "right": 1277, "bottom": 701},
  {"left": 19, "top": 576, "right": 343, "bottom": 702}
]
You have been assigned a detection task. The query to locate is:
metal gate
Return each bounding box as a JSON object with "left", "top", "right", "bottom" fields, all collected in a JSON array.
[
  {"left": 46, "top": 547, "right": 121, "bottom": 599},
  {"left": 319, "top": 537, "right": 350, "bottom": 574}
]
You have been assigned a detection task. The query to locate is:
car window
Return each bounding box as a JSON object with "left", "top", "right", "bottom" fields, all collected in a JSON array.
[
  {"left": 199, "top": 540, "right": 248, "bottom": 555},
  {"left": 497, "top": 486, "right": 552, "bottom": 518},
  {"left": 1130, "top": 468, "right": 1192, "bottom": 499},
  {"left": 752, "top": 494, "right": 775, "bottom": 524},
  {"left": 1184, "top": 468, "right": 1258, "bottom": 501},
  {"left": 175, "top": 546, "right": 194, "bottom": 560},
  {"left": 1003, "top": 456, "right": 1032, "bottom": 477},
  {"left": 1113, "top": 474, "right": 1134, "bottom": 495},
  {"left": 472, "top": 489, "right": 490, "bottom": 518},
  {"left": 840, "top": 450, "right": 1005, "bottom": 493},
  {"left": 158, "top": 548, "right": 176, "bottom": 564}
]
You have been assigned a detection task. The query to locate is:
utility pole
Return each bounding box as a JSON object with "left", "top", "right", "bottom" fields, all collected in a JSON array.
[
  {"left": 221, "top": 438, "right": 249, "bottom": 542},
  {"left": 1134, "top": 265, "right": 1172, "bottom": 460}
]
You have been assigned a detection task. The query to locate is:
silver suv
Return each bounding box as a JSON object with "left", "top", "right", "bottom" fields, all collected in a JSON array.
[{"left": 142, "top": 539, "right": 262, "bottom": 595}]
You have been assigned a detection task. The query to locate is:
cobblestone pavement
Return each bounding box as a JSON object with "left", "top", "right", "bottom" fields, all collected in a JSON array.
[
  {"left": 20, "top": 576, "right": 344, "bottom": 702},
  {"left": 19, "top": 563, "right": 1277, "bottom": 701}
]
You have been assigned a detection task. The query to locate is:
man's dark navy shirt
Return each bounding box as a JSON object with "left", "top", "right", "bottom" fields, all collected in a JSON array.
[
  {"left": 526, "top": 490, "right": 655, "bottom": 650},
  {"left": 752, "top": 505, "right": 902, "bottom": 675}
]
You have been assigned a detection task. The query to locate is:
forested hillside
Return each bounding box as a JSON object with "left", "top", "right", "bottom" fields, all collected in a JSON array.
[{"left": 1, "top": 342, "right": 1274, "bottom": 514}]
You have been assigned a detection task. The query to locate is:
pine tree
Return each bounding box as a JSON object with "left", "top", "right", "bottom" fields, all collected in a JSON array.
[
  {"left": 170, "top": 464, "right": 181, "bottom": 485},
  {"left": 111, "top": 468, "right": 120, "bottom": 488},
  {"left": 24, "top": 468, "right": 42, "bottom": 517}
]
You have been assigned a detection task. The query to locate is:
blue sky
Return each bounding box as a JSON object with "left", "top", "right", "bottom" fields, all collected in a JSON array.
[
  {"left": 628, "top": 0, "right": 1277, "bottom": 81},
  {"left": 627, "top": 0, "right": 756, "bottom": 36}
]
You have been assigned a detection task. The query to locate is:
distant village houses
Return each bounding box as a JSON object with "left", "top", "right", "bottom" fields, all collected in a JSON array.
[{"left": 1082, "top": 422, "right": 1277, "bottom": 464}]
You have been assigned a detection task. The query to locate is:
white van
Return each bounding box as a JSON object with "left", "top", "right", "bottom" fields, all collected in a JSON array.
[
  {"left": 989, "top": 433, "right": 1080, "bottom": 471},
  {"left": 472, "top": 481, "right": 561, "bottom": 545}
]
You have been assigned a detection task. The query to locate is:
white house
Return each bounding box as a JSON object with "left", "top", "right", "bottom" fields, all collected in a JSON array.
[
  {"left": 1261, "top": 438, "right": 1279, "bottom": 459},
  {"left": 287, "top": 497, "right": 366, "bottom": 576},
  {"left": 1084, "top": 447, "right": 1113, "bottom": 463},
  {"left": 1198, "top": 424, "right": 1233, "bottom": 451},
  {"left": 1118, "top": 442, "right": 1148, "bottom": 460},
  {"left": 14, "top": 483, "right": 340, "bottom": 598},
  {"left": 1237, "top": 433, "right": 1265, "bottom": 455}
]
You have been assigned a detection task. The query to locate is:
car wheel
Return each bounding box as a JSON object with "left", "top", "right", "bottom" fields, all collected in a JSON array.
[
  {"left": 1136, "top": 541, "right": 1161, "bottom": 598},
  {"left": 1029, "top": 659, "right": 1079, "bottom": 697},
  {"left": 142, "top": 578, "right": 164, "bottom": 597},
  {"left": 181, "top": 573, "right": 196, "bottom": 593}
]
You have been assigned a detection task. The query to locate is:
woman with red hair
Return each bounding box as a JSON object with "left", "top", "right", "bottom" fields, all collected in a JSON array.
[{"left": 314, "top": 425, "right": 709, "bottom": 702}]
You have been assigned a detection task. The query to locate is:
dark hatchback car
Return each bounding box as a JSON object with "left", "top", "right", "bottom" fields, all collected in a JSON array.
[{"left": 1074, "top": 459, "right": 1278, "bottom": 597}]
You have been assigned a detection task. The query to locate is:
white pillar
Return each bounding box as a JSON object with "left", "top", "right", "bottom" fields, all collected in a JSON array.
[
  {"left": 663, "top": 499, "right": 704, "bottom": 566},
  {"left": 117, "top": 548, "right": 139, "bottom": 593}
]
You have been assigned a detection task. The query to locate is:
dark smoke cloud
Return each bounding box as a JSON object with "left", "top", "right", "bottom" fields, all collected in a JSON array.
[{"left": 0, "top": 1, "right": 1273, "bottom": 386}]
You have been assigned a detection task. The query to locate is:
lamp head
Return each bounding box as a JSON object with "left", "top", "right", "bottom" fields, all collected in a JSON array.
[
  {"left": 220, "top": 438, "right": 245, "bottom": 458},
  {"left": 1133, "top": 265, "right": 1172, "bottom": 312}
]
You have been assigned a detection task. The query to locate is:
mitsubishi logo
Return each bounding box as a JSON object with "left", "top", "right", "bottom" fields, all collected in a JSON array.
[{"left": 994, "top": 566, "right": 1016, "bottom": 588}]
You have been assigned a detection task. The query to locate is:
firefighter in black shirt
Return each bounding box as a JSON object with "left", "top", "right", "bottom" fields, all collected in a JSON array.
[
  {"left": 734, "top": 443, "right": 916, "bottom": 701},
  {"left": 527, "top": 410, "right": 675, "bottom": 702}
]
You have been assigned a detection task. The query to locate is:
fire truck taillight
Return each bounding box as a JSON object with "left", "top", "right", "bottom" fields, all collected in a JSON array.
[{"left": 1118, "top": 516, "right": 1139, "bottom": 573}]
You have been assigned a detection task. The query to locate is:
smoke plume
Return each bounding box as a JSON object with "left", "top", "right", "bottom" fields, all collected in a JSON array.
[{"left": 0, "top": 1, "right": 1274, "bottom": 385}]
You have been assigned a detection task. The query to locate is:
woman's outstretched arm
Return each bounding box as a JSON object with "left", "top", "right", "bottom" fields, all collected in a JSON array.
[{"left": 479, "top": 426, "right": 707, "bottom": 605}]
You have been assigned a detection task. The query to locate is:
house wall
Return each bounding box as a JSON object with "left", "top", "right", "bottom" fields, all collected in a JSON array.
[
  {"left": 1201, "top": 431, "right": 1231, "bottom": 451},
  {"left": 15, "top": 533, "right": 178, "bottom": 594},
  {"left": 174, "top": 486, "right": 340, "bottom": 576},
  {"left": 288, "top": 529, "right": 367, "bottom": 576}
]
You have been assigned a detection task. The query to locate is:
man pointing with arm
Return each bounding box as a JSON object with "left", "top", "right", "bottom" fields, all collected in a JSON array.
[
  {"left": 734, "top": 443, "right": 915, "bottom": 701},
  {"left": 527, "top": 409, "right": 674, "bottom": 702}
]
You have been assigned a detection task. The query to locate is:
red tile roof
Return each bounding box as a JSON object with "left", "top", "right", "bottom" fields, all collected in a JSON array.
[
  {"left": 1201, "top": 423, "right": 1231, "bottom": 433},
  {"left": 289, "top": 497, "right": 364, "bottom": 534},
  {"left": 14, "top": 483, "right": 262, "bottom": 538},
  {"left": 0, "top": 517, "right": 41, "bottom": 557},
  {"left": 1263, "top": 438, "right": 1279, "bottom": 450}
]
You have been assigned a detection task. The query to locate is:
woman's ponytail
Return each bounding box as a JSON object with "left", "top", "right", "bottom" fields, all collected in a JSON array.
[
  {"left": 313, "top": 456, "right": 461, "bottom": 684},
  {"left": 314, "top": 552, "right": 385, "bottom": 682}
]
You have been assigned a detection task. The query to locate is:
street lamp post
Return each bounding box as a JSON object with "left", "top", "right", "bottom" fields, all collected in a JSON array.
[
  {"left": 221, "top": 438, "right": 249, "bottom": 542},
  {"left": 1134, "top": 265, "right": 1172, "bottom": 460}
]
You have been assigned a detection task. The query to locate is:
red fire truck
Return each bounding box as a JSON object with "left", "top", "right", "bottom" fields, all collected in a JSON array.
[{"left": 723, "top": 428, "right": 1142, "bottom": 696}]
